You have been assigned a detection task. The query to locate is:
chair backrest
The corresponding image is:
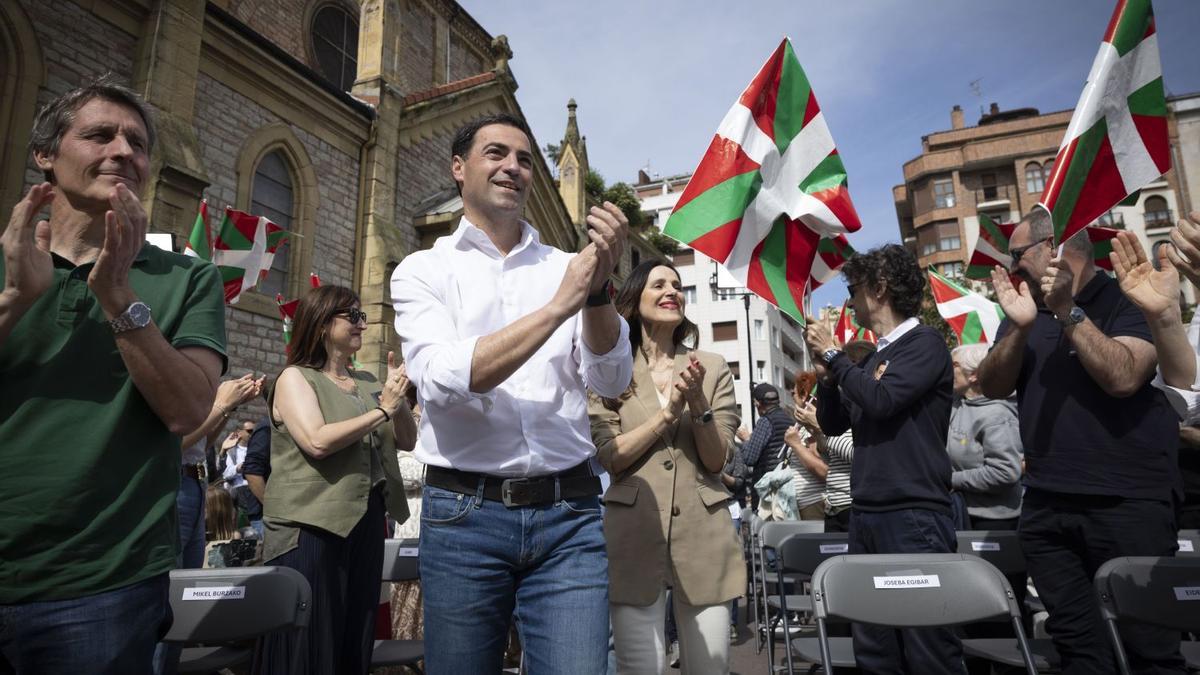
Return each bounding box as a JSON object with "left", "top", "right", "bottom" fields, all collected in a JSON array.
[
  {"left": 381, "top": 538, "right": 420, "bottom": 582},
  {"left": 1177, "top": 530, "right": 1200, "bottom": 558},
  {"left": 956, "top": 530, "right": 1026, "bottom": 576},
  {"left": 811, "top": 553, "right": 1019, "bottom": 627},
  {"left": 777, "top": 532, "right": 850, "bottom": 577},
  {"left": 759, "top": 520, "right": 825, "bottom": 551},
  {"left": 1095, "top": 556, "right": 1200, "bottom": 632},
  {"left": 164, "top": 566, "right": 311, "bottom": 643}
]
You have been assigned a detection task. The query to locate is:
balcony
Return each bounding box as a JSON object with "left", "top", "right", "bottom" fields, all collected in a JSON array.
[
  {"left": 974, "top": 184, "right": 1015, "bottom": 209},
  {"left": 1145, "top": 209, "right": 1174, "bottom": 232}
]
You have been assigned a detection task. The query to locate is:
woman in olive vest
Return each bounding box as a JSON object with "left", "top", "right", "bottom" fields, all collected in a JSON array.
[
  {"left": 256, "top": 285, "right": 416, "bottom": 675},
  {"left": 589, "top": 261, "right": 743, "bottom": 674}
]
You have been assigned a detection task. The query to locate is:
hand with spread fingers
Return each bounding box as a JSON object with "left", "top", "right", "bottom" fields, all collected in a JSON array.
[
  {"left": 585, "top": 202, "right": 628, "bottom": 293},
  {"left": 1, "top": 182, "right": 56, "bottom": 311},
  {"left": 88, "top": 184, "right": 148, "bottom": 317},
  {"left": 990, "top": 265, "right": 1036, "bottom": 328},
  {"left": 1167, "top": 211, "right": 1200, "bottom": 289},
  {"left": 676, "top": 352, "right": 710, "bottom": 414},
  {"left": 792, "top": 397, "right": 820, "bottom": 432},
  {"left": 1111, "top": 231, "right": 1179, "bottom": 320}
]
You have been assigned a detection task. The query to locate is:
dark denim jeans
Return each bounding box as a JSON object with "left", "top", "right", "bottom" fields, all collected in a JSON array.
[
  {"left": 419, "top": 484, "right": 609, "bottom": 674},
  {"left": 849, "top": 508, "right": 966, "bottom": 675},
  {"left": 0, "top": 573, "right": 170, "bottom": 675}
]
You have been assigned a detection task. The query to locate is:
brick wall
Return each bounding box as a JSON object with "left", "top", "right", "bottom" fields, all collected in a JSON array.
[
  {"left": 447, "top": 31, "right": 484, "bottom": 82},
  {"left": 395, "top": 130, "right": 455, "bottom": 253},
  {"left": 399, "top": 0, "right": 435, "bottom": 93}
]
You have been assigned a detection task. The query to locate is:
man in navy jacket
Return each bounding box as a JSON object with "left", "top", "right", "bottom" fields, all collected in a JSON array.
[{"left": 805, "top": 244, "right": 961, "bottom": 674}]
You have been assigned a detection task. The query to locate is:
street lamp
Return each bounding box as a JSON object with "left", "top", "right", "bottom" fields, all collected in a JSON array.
[{"left": 709, "top": 262, "right": 757, "bottom": 425}]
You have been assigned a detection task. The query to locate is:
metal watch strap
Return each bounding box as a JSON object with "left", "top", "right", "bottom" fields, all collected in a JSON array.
[{"left": 109, "top": 301, "right": 152, "bottom": 334}]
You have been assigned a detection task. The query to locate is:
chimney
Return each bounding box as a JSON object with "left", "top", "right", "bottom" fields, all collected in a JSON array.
[
  {"left": 951, "top": 105, "right": 964, "bottom": 130},
  {"left": 989, "top": 102, "right": 1000, "bottom": 115}
]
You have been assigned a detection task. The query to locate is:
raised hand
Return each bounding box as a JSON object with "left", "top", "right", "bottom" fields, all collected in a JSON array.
[
  {"left": 89, "top": 184, "right": 148, "bottom": 316},
  {"left": 1167, "top": 211, "right": 1200, "bottom": 290},
  {"left": 792, "top": 398, "right": 820, "bottom": 432},
  {"left": 676, "top": 352, "right": 709, "bottom": 413},
  {"left": 585, "top": 202, "right": 628, "bottom": 293},
  {"left": 1040, "top": 255, "right": 1076, "bottom": 317},
  {"left": 1, "top": 182, "right": 56, "bottom": 309},
  {"left": 215, "top": 373, "right": 261, "bottom": 413},
  {"left": 990, "top": 265, "right": 1036, "bottom": 328},
  {"left": 379, "top": 351, "right": 410, "bottom": 417},
  {"left": 550, "top": 244, "right": 599, "bottom": 316},
  {"left": 1111, "top": 230, "right": 1179, "bottom": 319},
  {"left": 803, "top": 313, "right": 838, "bottom": 381}
]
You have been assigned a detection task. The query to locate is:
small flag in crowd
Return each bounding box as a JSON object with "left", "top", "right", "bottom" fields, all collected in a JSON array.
[
  {"left": 663, "top": 37, "right": 862, "bottom": 323},
  {"left": 965, "top": 214, "right": 1016, "bottom": 280},
  {"left": 1040, "top": 0, "right": 1169, "bottom": 245},
  {"left": 276, "top": 274, "right": 322, "bottom": 347},
  {"left": 213, "top": 208, "right": 289, "bottom": 304},
  {"left": 183, "top": 199, "right": 212, "bottom": 261},
  {"left": 809, "top": 235, "right": 856, "bottom": 291},
  {"left": 833, "top": 300, "right": 876, "bottom": 344},
  {"left": 928, "top": 269, "right": 1006, "bottom": 346},
  {"left": 1087, "top": 226, "right": 1122, "bottom": 271}
]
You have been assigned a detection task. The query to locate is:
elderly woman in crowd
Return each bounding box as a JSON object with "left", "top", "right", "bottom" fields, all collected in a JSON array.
[
  {"left": 257, "top": 285, "right": 416, "bottom": 675},
  {"left": 947, "top": 343, "right": 1023, "bottom": 530},
  {"left": 589, "top": 261, "right": 742, "bottom": 674}
]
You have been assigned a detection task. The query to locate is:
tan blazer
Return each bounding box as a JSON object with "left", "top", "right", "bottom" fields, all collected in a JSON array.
[{"left": 589, "top": 349, "right": 745, "bottom": 606}]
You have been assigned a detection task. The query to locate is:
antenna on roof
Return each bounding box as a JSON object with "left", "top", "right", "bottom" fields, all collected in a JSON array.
[{"left": 969, "top": 78, "right": 984, "bottom": 117}]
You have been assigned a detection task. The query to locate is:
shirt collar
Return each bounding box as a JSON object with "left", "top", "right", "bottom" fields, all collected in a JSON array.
[
  {"left": 450, "top": 216, "right": 539, "bottom": 259},
  {"left": 876, "top": 316, "right": 919, "bottom": 351}
]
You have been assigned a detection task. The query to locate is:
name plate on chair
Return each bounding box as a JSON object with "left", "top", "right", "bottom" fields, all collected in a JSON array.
[
  {"left": 820, "top": 543, "right": 849, "bottom": 554},
  {"left": 1174, "top": 587, "right": 1200, "bottom": 601},
  {"left": 1180, "top": 539, "right": 1195, "bottom": 553},
  {"left": 396, "top": 547, "right": 419, "bottom": 557},
  {"left": 873, "top": 575, "right": 941, "bottom": 589},
  {"left": 971, "top": 541, "right": 1000, "bottom": 552},
  {"left": 182, "top": 586, "right": 245, "bottom": 601}
]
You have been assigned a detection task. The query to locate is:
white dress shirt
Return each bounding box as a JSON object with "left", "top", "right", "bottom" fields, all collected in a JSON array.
[
  {"left": 1152, "top": 311, "right": 1200, "bottom": 424},
  {"left": 223, "top": 444, "right": 247, "bottom": 490},
  {"left": 390, "top": 217, "right": 633, "bottom": 477}
]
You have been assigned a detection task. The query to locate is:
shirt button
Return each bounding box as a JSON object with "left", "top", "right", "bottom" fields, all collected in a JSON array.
[
  {"left": 663, "top": 460, "right": 674, "bottom": 470},
  {"left": 672, "top": 505, "right": 681, "bottom": 517}
]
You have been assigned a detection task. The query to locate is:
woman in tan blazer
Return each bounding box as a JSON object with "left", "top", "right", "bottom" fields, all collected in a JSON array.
[{"left": 589, "top": 261, "right": 744, "bottom": 674}]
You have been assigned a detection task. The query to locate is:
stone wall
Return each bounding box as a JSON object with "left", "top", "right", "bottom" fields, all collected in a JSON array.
[
  {"left": 395, "top": 130, "right": 456, "bottom": 252},
  {"left": 399, "top": 0, "right": 435, "bottom": 93},
  {"left": 448, "top": 31, "right": 483, "bottom": 82}
]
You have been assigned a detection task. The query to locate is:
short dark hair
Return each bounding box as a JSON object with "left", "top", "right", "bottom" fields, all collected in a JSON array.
[
  {"left": 840, "top": 243, "right": 925, "bottom": 319},
  {"left": 29, "top": 76, "right": 156, "bottom": 182},
  {"left": 1022, "top": 208, "right": 1091, "bottom": 257},
  {"left": 450, "top": 112, "right": 532, "bottom": 163},
  {"left": 285, "top": 285, "right": 361, "bottom": 370}
]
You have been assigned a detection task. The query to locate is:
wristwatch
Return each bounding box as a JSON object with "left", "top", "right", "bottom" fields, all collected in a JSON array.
[
  {"left": 1057, "top": 305, "right": 1086, "bottom": 327},
  {"left": 585, "top": 279, "right": 613, "bottom": 307},
  {"left": 692, "top": 409, "right": 714, "bottom": 424},
  {"left": 109, "top": 301, "right": 152, "bottom": 334},
  {"left": 821, "top": 348, "right": 842, "bottom": 365}
]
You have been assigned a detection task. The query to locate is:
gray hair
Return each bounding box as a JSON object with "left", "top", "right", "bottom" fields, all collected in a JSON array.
[
  {"left": 28, "top": 76, "right": 156, "bottom": 182},
  {"left": 1022, "top": 208, "right": 1091, "bottom": 257},
  {"left": 951, "top": 343, "right": 989, "bottom": 373}
]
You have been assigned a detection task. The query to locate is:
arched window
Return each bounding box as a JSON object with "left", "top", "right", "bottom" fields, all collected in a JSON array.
[
  {"left": 1042, "top": 158, "right": 1055, "bottom": 185},
  {"left": 1025, "top": 162, "right": 1044, "bottom": 194},
  {"left": 311, "top": 3, "right": 359, "bottom": 91},
  {"left": 1144, "top": 196, "right": 1172, "bottom": 228},
  {"left": 251, "top": 151, "right": 295, "bottom": 298}
]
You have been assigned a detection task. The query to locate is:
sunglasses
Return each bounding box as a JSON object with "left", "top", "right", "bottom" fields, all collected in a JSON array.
[
  {"left": 336, "top": 308, "right": 368, "bottom": 324},
  {"left": 846, "top": 281, "right": 862, "bottom": 296},
  {"left": 1009, "top": 237, "right": 1051, "bottom": 266}
]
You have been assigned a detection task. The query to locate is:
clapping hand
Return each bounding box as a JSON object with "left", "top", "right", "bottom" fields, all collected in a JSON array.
[
  {"left": 1041, "top": 254, "right": 1076, "bottom": 318},
  {"left": 1167, "top": 211, "right": 1200, "bottom": 290},
  {"left": 990, "top": 265, "right": 1036, "bottom": 329},
  {"left": 792, "top": 397, "right": 820, "bottom": 432},
  {"left": 1111, "top": 230, "right": 1179, "bottom": 319},
  {"left": 585, "top": 202, "right": 628, "bottom": 294},
  {"left": 676, "top": 353, "right": 709, "bottom": 414},
  {"left": 89, "top": 184, "right": 148, "bottom": 317},
  {"left": 803, "top": 313, "right": 838, "bottom": 381},
  {"left": 1, "top": 182, "right": 56, "bottom": 309},
  {"left": 379, "top": 351, "right": 410, "bottom": 418}
]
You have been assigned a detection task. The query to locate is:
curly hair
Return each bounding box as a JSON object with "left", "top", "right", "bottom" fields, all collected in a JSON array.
[{"left": 840, "top": 244, "right": 925, "bottom": 319}]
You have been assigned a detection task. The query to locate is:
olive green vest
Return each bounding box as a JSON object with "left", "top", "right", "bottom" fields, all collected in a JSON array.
[{"left": 264, "top": 367, "right": 409, "bottom": 538}]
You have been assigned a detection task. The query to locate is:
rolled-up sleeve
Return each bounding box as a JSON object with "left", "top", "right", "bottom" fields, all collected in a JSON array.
[
  {"left": 390, "top": 255, "right": 489, "bottom": 409},
  {"left": 577, "top": 314, "right": 633, "bottom": 399}
]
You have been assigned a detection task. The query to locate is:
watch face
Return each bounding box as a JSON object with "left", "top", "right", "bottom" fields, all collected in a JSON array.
[{"left": 129, "top": 302, "right": 152, "bottom": 326}]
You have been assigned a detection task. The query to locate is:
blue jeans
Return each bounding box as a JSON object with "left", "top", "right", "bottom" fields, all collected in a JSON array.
[
  {"left": 152, "top": 474, "right": 206, "bottom": 675},
  {"left": 0, "top": 573, "right": 170, "bottom": 675},
  {"left": 419, "top": 485, "right": 609, "bottom": 674}
]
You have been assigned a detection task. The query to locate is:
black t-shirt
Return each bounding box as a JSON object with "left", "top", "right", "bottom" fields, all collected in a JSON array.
[{"left": 995, "top": 272, "right": 1179, "bottom": 501}]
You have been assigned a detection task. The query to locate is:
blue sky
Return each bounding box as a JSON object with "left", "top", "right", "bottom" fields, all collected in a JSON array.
[{"left": 459, "top": 0, "right": 1200, "bottom": 307}]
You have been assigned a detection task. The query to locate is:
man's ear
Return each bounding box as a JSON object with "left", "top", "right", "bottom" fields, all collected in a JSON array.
[{"left": 450, "top": 155, "right": 465, "bottom": 185}]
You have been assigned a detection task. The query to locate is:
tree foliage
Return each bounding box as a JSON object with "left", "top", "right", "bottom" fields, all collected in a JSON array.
[{"left": 585, "top": 169, "right": 644, "bottom": 229}]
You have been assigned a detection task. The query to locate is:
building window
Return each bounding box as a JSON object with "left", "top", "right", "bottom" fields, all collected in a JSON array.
[
  {"left": 773, "top": 327, "right": 780, "bottom": 348},
  {"left": 756, "top": 361, "right": 765, "bottom": 381},
  {"left": 753, "top": 319, "right": 765, "bottom": 340},
  {"left": 672, "top": 248, "right": 695, "bottom": 266},
  {"left": 937, "top": 221, "right": 961, "bottom": 252},
  {"left": 1025, "top": 162, "right": 1045, "bottom": 194},
  {"left": 251, "top": 150, "right": 295, "bottom": 298},
  {"left": 1097, "top": 210, "right": 1125, "bottom": 229},
  {"left": 631, "top": 249, "right": 641, "bottom": 269},
  {"left": 681, "top": 285, "right": 697, "bottom": 305},
  {"left": 1042, "top": 158, "right": 1055, "bottom": 184},
  {"left": 918, "top": 226, "right": 938, "bottom": 257},
  {"left": 980, "top": 172, "right": 998, "bottom": 201},
  {"left": 939, "top": 262, "right": 964, "bottom": 278},
  {"left": 1144, "top": 196, "right": 1172, "bottom": 229},
  {"left": 712, "top": 320, "right": 739, "bottom": 342},
  {"left": 728, "top": 361, "right": 740, "bottom": 380},
  {"left": 933, "top": 178, "right": 955, "bottom": 209},
  {"left": 774, "top": 367, "right": 783, "bottom": 387},
  {"left": 311, "top": 4, "right": 359, "bottom": 92}
]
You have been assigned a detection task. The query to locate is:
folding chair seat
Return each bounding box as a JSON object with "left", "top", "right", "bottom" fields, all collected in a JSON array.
[
  {"left": 164, "top": 566, "right": 311, "bottom": 674},
  {"left": 371, "top": 538, "right": 424, "bottom": 673},
  {"left": 1095, "top": 556, "right": 1200, "bottom": 673},
  {"left": 807, "top": 553, "right": 1039, "bottom": 675},
  {"left": 754, "top": 521, "right": 824, "bottom": 666},
  {"left": 773, "top": 532, "right": 851, "bottom": 675}
]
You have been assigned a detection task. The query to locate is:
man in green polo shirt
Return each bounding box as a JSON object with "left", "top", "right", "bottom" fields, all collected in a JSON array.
[{"left": 0, "top": 79, "right": 226, "bottom": 675}]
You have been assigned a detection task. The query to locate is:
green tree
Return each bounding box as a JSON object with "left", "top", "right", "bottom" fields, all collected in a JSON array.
[
  {"left": 543, "top": 143, "right": 561, "bottom": 171},
  {"left": 601, "top": 182, "right": 644, "bottom": 229},
  {"left": 585, "top": 168, "right": 606, "bottom": 207}
]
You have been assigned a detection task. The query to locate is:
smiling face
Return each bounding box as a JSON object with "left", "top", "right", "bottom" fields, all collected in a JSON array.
[
  {"left": 34, "top": 97, "right": 150, "bottom": 209},
  {"left": 324, "top": 304, "right": 366, "bottom": 356},
  {"left": 451, "top": 123, "right": 534, "bottom": 223},
  {"left": 637, "top": 265, "right": 686, "bottom": 330}
]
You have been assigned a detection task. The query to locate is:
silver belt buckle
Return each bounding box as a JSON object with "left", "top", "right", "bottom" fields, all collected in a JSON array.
[{"left": 501, "top": 478, "right": 520, "bottom": 508}]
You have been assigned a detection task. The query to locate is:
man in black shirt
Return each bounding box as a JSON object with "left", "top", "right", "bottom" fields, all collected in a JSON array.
[
  {"left": 977, "top": 210, "right": 1183, "bottom": 674},
  {"left": 739, "top": 383, "right": 793, "bottom": 511},
  {"left": 806, "top": 244, "right": 961, "bottom": 674}
]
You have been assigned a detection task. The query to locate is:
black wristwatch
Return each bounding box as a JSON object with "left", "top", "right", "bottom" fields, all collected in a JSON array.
[
  {"left": 821, "top": 348, "right": 842, "bottom": 366},
  {"left": 1057, "top": 305, "right": 1086, "bottom": 327},
  {"left": 585, "top": 279, "right": 613, "bottom": 307},
  {"left": 692, "top": 409, "right": 714, "bottom": 424}
]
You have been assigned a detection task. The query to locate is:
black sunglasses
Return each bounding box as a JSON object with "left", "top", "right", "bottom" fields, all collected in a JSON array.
[
  {"left": 336, "top": 308, "right": 368, "bottom": 324},
  {"left": 1009, "top": 237, "right": 1051, "bottom": 266}
]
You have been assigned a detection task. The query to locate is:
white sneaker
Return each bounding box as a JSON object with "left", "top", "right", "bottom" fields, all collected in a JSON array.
[{"left": 669, "top": 640, "right": 680, "bottom": 668}]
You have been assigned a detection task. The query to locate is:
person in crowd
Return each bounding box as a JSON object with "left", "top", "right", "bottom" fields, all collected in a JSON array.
[
  {"left": 740, "top": 383, "right": 794, "bottom": 511},
  {"left": 782, "top": 371, "right": 827, "bottom": 521},
  {"left": 221, "top": 419, "right": 259, "bottom": 530},
  {"left": 0, "top": 80, "right": 226, "bottom": 674},
  {"left": 945, "top": 343, "right": 1023, "bottom": 531},
  {"left": 977, "top": 209, "right": 1184, "bottom": 674},
  {"left": 255, "top": 285, "right": 416, "bottom": 675},
  {"left": 390, "top": 113, "right": 632, "bottom": 674},
  {"left": 588, "top": 261, "right": 742, "bottom": 674},
  {"left": 804, "top": 244, "right": 961, "bottom": 674},
  {"left": 242, "top": 390, "right": 272, "bottom": 538},
  {"left": 205, "top": 483, "right": 239, "bottom": 544},
  {"left": 1162, "top": 213, "right": 1200, "bottom": 530}
]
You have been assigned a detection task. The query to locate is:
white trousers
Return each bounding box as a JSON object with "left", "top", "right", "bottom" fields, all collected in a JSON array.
[{"left": 610, "top": 589, "right": 730, "bottom": 674}]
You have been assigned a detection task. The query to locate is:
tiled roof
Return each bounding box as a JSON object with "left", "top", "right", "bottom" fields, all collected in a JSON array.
[{"left": 402, "top": 72, "right": 497, "bottom": 106}]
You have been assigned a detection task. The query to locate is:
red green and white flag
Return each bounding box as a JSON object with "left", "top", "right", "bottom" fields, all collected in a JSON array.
[
  {"left": 212, "top": 207, "right": 289, "bottom": 304},
  {"left": 965, "top": 214, "right": 1017, "bottom": 280},
  {"left": 928, "top": 269, "right": 1006, "bottom": 346},
  {"left": 183, "top": 199, "right": 212, "bottom": 260},
  {"left": 809, "top": 235, "right": 856, "bottom": 291},
  {"left": 833, "top": 300, "right": 876, "bottom": 344},
  {"left": 276, "top": 274, "right": 322, "bottom": 347},
  {"left": 1040, "top": 0, "right": 1169, "bottom": 245},
  {"left": 1087, "top": 225, "right": 1122, "bottom": 271},
  {"left": 663, "top": 38, "right": 862, "bottom": 323}
]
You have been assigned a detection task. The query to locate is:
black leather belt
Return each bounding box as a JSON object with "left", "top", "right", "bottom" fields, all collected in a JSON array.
[
  {"left": 182, "top": 463, "right": 206, "bottom": 481},
  {"left": 425, "top": 462, "right": 601, "bottom": 508}
]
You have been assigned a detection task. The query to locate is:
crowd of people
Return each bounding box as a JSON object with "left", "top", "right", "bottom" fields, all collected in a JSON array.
[{"left": 2, "top": 78, "right": 1199, "bottom": 675}]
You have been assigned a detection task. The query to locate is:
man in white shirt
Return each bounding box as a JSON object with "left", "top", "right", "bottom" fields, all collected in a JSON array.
[{"left": 390, "top": 113, "right": 632, "bottom": 674}]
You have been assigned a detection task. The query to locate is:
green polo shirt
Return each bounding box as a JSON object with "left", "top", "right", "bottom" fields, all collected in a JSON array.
[{"left": 0, "top": 242, "right": 226, "bottom": 602}]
